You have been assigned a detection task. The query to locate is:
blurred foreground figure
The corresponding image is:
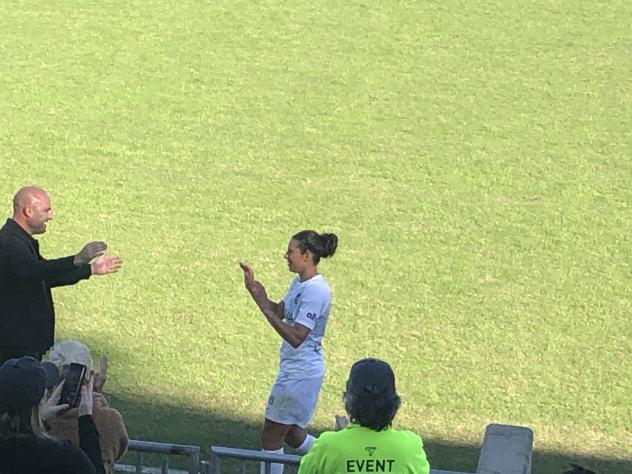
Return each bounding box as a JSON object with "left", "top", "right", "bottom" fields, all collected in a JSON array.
[
  {"left": 47, "top": 340, "right": 128, "bottom": 474},
  {"left": 0, "top": 356, "right": 105, "bottom": 473}
]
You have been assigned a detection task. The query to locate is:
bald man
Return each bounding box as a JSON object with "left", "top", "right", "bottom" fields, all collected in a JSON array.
[{"left": 0, "top": 186, "right": 122, "bottom": 363}]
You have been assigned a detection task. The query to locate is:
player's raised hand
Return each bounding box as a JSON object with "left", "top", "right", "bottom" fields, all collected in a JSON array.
[
  {"left": 249, "top": 280, "right": 270, "bottom": 309},
  {"left": 74, "top": 241, "right": 107, "bottom": 265},
  {"left": 240, "top": 262, "right": 271, "bottom": 311},
  {"left": 91, "top": 254, "right": 122, "bottom": 276},
  {"left": 239, "top": 261, "right": 255, "bottom": 288}
]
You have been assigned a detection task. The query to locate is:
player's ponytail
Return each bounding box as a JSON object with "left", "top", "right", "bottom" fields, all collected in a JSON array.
[{"left": 320, "top": 233, "right": 338, "bottom": 259}]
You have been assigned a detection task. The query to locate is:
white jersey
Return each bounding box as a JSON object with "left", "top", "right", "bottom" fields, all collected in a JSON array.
[{"left": 279, "top": 274, "right": 331, "bottom": 379}]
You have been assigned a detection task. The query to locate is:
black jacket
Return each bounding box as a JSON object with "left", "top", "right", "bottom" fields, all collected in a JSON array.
[
  {"left": 0, "top": 219, "right": 91, "bottom": 352},
  {"left": 0, "top": 415, "right": 105, "bottom": 474}
]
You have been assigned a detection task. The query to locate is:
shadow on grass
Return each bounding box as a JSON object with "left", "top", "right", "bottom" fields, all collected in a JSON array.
[{"left": 105, "top": 393, "right": 631, "bottom": 474}]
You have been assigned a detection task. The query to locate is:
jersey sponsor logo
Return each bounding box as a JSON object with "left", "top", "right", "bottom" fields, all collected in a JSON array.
[
  {"left": 306, "top": 312, "right": 317, "bottom": 321},
  {"left": 294, "top": 293, "right": 302, "bottom": 305},
  {"left": 345, "top": 458, "right": 395, "bottom": 472}
]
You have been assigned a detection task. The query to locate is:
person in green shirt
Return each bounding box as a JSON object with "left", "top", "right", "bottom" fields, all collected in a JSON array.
[{"left": 298, "top": 358, "right": 430, "bottom": 474}]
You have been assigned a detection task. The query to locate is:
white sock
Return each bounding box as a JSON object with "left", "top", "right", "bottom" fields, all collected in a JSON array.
[
  {"left": 294, "top": 434, "right": 315, "bottom": 454},
  {"left": 260, "top": 448, "right": 284, "bottom": 474}
]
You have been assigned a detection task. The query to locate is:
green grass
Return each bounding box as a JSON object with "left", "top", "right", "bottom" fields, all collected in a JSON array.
[{"left": 1, "top": 1, "right": 631, "bottom": 472}]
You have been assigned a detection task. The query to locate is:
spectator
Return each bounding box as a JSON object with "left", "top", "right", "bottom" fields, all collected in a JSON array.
[
  {"left": 47, "top": 340, "right": 128, "bottom": 474},
  {"left": 0, "top": 356, "right": 104, "bottom": 474},
  {"left": 298, "top": 358, "right": 430, "bottom": 474}
]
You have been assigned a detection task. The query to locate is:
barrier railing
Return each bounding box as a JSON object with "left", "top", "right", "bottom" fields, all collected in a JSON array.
[
  {"left": 208, "top": 446, "right": 301, "bottom": 474},
  {"left": 113, "top": 423, "right": 532, "bottom": 474},
  {"left": 114, "top": 440, "right": 200, "bottom": 474}
]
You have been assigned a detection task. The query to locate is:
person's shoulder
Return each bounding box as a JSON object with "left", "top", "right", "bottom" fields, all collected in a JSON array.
[
  {"left": 287, "top": 275, "right": 301, "bottom": 289},
  {"left": 94, "top": 401, "right": 126, "bottom": 426},
  {"left": 53, "top": 438, "right": 96, "bottom": 472},
  {"left": 0, "top": 222, "right": 15, "bottom": 241},
  {"left": 315, "top": 427, "right": 360, "bottom": 447},
  {"left": 93, "top": 392, "right": 110, "bottom": 408},
  {"left": 9, "top": 436, "right": 84, "bottom": 458},
  {"left": 0, "top": 219, "right": 20, "bottom": 235},
  {"left": 0, "top": 221, "right": 29, "bottom": 245},
  {"left": 303, "top": 275, "right": 331, "bottom": 294},
  {"left": 316, "top": 429, "right": 342, "bottom": 442},
  {"left": 389, "top": 428, "right": 425, "bottom": 446}
]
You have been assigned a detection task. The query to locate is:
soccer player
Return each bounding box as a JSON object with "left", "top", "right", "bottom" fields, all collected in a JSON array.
[{"left": 240, "top": 230, "right": 338, "bottom": 474}]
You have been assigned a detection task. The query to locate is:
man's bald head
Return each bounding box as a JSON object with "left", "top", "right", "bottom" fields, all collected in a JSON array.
[
  {"left": 11, "top": 186, "right": 53, "bottom": 235},
  {"left": 13, "top": 186, "right": 49, "bottom": 212}
]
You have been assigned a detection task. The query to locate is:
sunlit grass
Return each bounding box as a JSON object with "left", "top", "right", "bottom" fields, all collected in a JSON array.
[{"left": 0, "top": 1, "right": 630, "bottom": 472}]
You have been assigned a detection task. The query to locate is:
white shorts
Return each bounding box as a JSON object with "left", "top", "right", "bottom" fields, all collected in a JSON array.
[{"left": 265, "top": 373, "right": 324, "bottom": 428}]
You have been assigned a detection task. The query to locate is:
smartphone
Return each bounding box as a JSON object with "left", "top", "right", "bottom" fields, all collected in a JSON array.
[{"left": 58, "top": 363, "right": 87, "bottom": 408}]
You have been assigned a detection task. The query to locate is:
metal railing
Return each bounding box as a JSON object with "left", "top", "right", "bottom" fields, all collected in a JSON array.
[
  {"left": 112, "top": 423, "right": 532, "bottom": 474},
  {"left": 114, "top": 440, "right": 200, "bottom": 474},
  {"left": 208, "top": 446, "right": 301, "bottom": 474}
]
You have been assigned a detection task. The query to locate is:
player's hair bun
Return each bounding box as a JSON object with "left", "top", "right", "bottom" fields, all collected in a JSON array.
[{"left": 320, "top": 233, "right": 338, "bottom": 259}]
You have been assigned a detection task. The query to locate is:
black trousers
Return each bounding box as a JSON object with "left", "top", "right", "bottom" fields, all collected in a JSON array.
[{"left": 0, "top": 346, "right": 43, "bottom": 365}]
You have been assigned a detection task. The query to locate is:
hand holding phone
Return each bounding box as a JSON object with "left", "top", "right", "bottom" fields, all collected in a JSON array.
[
  {"left": 42, "top": 382, "right": 69, "bottom": 421},
  {"left": 58, "top": 363, "right": 87, "bottom": 409},
  {"left": 78, "top": 375, "right": 95, "bottom": 417}
]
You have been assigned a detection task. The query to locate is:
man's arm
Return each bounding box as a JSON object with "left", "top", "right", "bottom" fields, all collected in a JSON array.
[
  {"left": 48, "top": 255, "right": 122, "bottom": 288},
  {"left": 1, "top": 237, "right": 110, "bottom": 283},
  {"left": 0, "top": 236, "right": 77, "bottom": 281},
  {"left": 48, "top": 266, "right": 92, "bottom": 288}
]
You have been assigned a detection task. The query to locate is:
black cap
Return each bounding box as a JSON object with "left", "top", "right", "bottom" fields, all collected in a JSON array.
[
  {"left": 346, "top": 358, "right": 397, "bottom": 399},
  {"left": 0, "top": 357, "right": 60, "bottom": 413}
]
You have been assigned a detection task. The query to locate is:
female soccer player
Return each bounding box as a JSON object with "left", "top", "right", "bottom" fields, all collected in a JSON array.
[{"left": 240, "top": 230, "right": 338, "bottom": 474}]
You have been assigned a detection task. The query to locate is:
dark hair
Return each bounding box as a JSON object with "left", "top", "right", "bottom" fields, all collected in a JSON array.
[
  {"left": 343, "top": 391, "right": 401, "bottom": 432},
  {"left": 291, "top": 230, "right": 338, "bottom": 264}
]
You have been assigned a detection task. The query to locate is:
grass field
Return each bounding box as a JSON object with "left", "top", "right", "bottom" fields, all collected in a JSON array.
[{"left": 1, "top": 1, "right": 631, "bottom": 472}]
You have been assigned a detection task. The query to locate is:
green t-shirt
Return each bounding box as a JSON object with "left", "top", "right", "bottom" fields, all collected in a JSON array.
[{"left": 298, "top": 424, "right": 430, "bottom": 474}]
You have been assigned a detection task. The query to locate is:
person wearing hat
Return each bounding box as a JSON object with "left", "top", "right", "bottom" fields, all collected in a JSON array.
[
  {"left": 46, "top": 340, "right": 129, "bottom": 474},
  {"left": 298, "top": 358, "right": 430, "bottom": 474},
  {"left": 0, "top": 356, "right": 105, "bottom": 474}
]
